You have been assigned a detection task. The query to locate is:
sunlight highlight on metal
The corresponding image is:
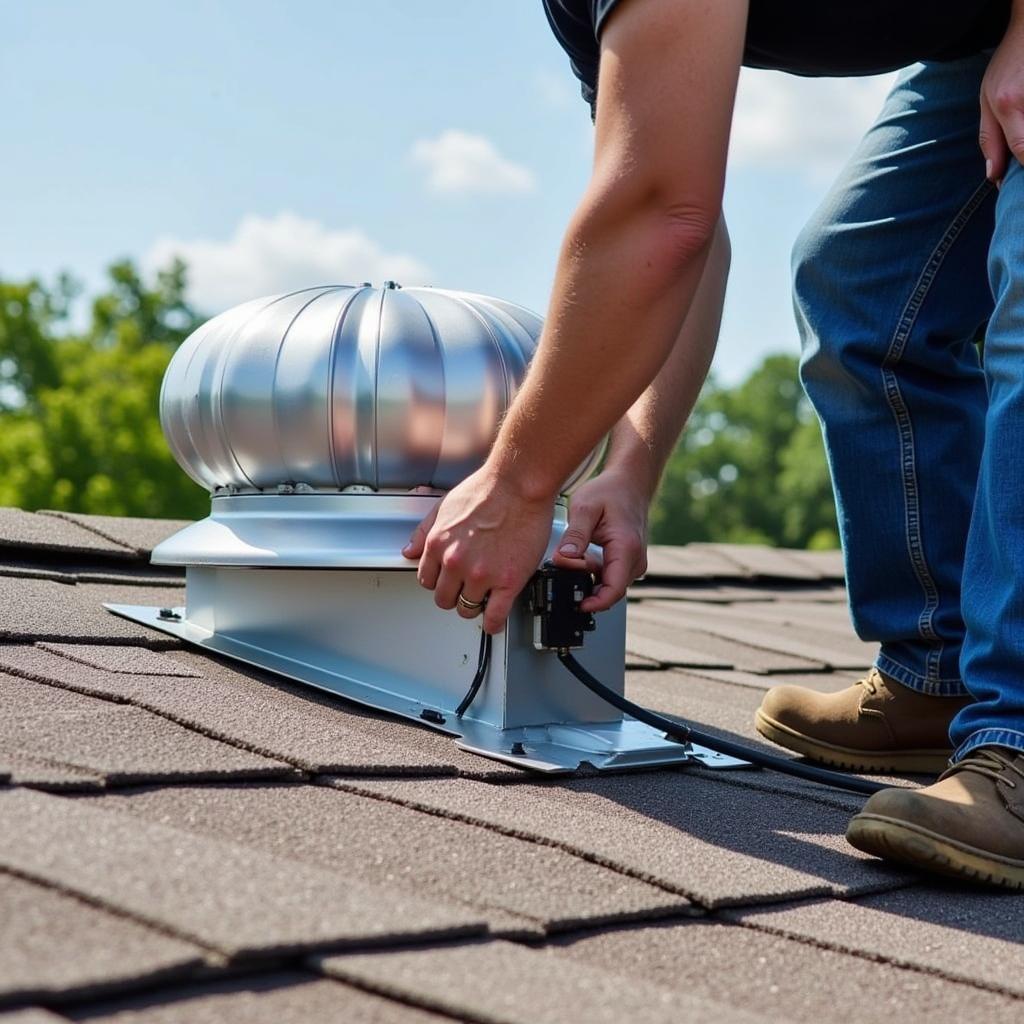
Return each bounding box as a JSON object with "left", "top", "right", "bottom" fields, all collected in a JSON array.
[{"left": 160, "top": 282, "right": 603, "bottom": 494}]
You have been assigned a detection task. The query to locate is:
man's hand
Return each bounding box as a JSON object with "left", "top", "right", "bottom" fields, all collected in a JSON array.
[
  {"left": 552, "top": 470, "right": 649, "bottom": 613},
  {"left": 981, "top": 12, "right": 1024, "bottom": 182},
  {"left": 403, "top": 466, "right": 554, "bottom": 635}
]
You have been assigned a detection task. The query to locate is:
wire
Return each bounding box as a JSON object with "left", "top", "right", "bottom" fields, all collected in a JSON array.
[
  {"left": 556, "top": 650, "right": 888, "bottom": 796},
  {"left": 455, "top": 629, "right": 493, "bottom": 717}
]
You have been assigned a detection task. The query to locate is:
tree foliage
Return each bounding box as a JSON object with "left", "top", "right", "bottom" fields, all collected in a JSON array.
[
  {"left": 649, "top": 354, "right": 839, "bottom": 549},
  {"left": 0, "top": 260, "right": 209, "bottom": 519},
  {"left": 1, "top": 262, "right": 839, "bottom": 546}
]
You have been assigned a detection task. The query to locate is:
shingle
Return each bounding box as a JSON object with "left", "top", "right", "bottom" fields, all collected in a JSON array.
[
  {"left": 781, "top": 547, "right": 846, "bottom": 579},
  {"left": 332, "top": 772, "right": 912, "bottom": 909},
  {"left": 0, "top": 788, "right": 485, "bottom": 959},
  {"left": 627, "top": 607, "right": 825, "bottom": 672},
  {"left": 0, "top": 679, "right": 111, "bottom": 790},
  {"left": 65, "top": 971, "right": 453, "bottom": 1024},
  {"left": 623, "top": 651, "right": 661, "bottom": 670},
  {"left": 682, "top": 667, "right": 860, "bottom": 693},
  {"left": 659, "top": 601, "right": 876, "bottom": 669},
  {"left": 0, "top": 561, "right": 73, "bottom": 583},
  {"left": 685, "top": 543, "right": 825, "bottom": 581},
  {"left": 0, "top": 560, "right": 183, "bottom": 589},
  {"left": 0, "top": 644, "right": 520, "bottom": 779},
  {"left": 640, "top": 600, "right": 871, "bottom": 670},
  {"left": 36, "top": 512, "right": 191, "bottom": 558},
  {"left": 316, "top": 939, "right": 767, "bottom": 1024},
  {"left": 0, "top": 706, "right": 293, "bottom": 788},
  {"left": 75, "top": 582, "right": 187, "bottom": 615},
  {"left": 729, "top": 888, "right": 1024, "bottom": 996},
  {"left": 625, "top": 620, "right": 735, "bottom": 669},
  {"left": 0, "top": 871, "right": 205, "bottom": 1005},
  {"left": 0, "top": 671, "right": 114, "bottom": 711},
  {"left": 645, "top": 544, "right": 748, "bottom": 580},
  {"left": 35, "top": 644, "right": 200, "bottom": 677},
  {"left": 72, "top": 570, "right": 184, "bottom": 588},
  {"left": 550, "top": 917, "right": 1024, "bottom": 1024},
  {"left": 749, "top": 585, "right": 851, "bottom": 598},
  {"left": 721, "top": 599, "right": 857, "bottom": 629},
  {"left": 0, "top": 509, "right": 135, "bottom": 560},
  {"left": 0, "top": 578, "right": 183, "bottom": 645},
  {"left": 1, "top": 754, "right": 104, "bottom": 791},
  {"left": 625, "top": 668, "right": 779, "bottom": 754},
  {"left": 0, "top": 1010, "right": 73, "bottom": 1023},
  {"left": 629, "top": 583, "right": 777, "bottom": 603},
  {"left": 92, "top": 781, "right": 693, "bottom": 938}
]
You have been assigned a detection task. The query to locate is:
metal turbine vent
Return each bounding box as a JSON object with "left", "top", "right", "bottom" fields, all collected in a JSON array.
[
  {"left": 160, "top": 281, "right": 602, "bottom": 495},
  {"left": 108, "top": 282, "right": 739, "bottom": 774}
]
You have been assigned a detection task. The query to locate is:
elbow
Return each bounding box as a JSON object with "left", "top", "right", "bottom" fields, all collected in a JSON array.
[
  {"left": 655, "top": 204, "right": 721, "bottom": 273},
  {"left": 617, "top": 200, "right": 722, "bottom": 292},
  {"left": 570, "top": 178, "right": 722, "bottom": 291}
]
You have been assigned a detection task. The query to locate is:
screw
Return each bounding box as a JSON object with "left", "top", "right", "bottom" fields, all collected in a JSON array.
[
  {"left": 158, "top": 608, "right": 182, "bottom": 621},
  {"left": 509, "top": 741, "right": 526, "bottom": 756}
]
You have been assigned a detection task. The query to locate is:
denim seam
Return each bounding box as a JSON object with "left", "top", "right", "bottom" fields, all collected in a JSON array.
[
  {"left": 879, "top": 179, "right": 994, "bottom": 685},
  {"left": 952, "top": 729, "right": 1024, "bottom": 763},
  {"left": 875, "top": 653, "right": 968, "bottom": 697},
  {"left": 875, "top": 652, "right": 963, "bottom": 685}
]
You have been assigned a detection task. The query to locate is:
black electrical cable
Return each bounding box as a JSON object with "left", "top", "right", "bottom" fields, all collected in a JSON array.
[
  {"left": 455, "top": 629, "right": 492, "bottom": 717},
  {"left": 556, "top": 650, "right": 888, "bottom": 796}
]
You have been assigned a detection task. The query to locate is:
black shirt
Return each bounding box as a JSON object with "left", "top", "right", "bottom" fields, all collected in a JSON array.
[{"left": 543, "top": 1, "right": 1010, "bottom": 114}]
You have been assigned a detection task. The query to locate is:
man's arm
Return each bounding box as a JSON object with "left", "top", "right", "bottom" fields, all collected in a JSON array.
[
  {"left": 981, "top": 0, "right": 1024, "bottom": 181},
  {"left": 553, "top": 218, "right": 730, "bottom": 612},
  {"left": 600, "top": 218, "right": 730, "bottom": 501},
  {"left": 406, "top": 0, "right": 748, "bottom": 633}
]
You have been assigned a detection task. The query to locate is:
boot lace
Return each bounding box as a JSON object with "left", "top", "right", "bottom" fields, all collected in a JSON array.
[
  {"left": 942, "top": 747, "right": 1024, "bottom": 788},
  {"left": 857, "top": 670, "right": 881, "bottom": 697}
]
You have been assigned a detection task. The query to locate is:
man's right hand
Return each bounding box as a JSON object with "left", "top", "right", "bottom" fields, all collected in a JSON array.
[
  {"left": 552, "top": 469, "right": 650, "bottom": 613},
  {"left": 981, "top": 6, "right": 1024, "bottom": 181}
]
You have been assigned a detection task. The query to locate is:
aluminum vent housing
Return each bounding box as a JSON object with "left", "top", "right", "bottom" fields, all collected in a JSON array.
[{"left": 161, "top": 282, "right": 601, "bottom": 494}]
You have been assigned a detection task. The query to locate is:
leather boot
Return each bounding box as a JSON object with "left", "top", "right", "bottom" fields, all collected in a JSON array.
[
  {"left": 847, "top": 746, "right": 1024, "bottom": 889},
  {"left": 755, "top": 668, "right": 972, "bottom": 773}
]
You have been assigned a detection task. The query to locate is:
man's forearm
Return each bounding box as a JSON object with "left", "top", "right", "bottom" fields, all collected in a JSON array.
[
  {"left": 483, "top": 0, "right": 746, "bottom": 503},
  {"left": 602, "top": 218, "right": 730, "bottom": 501},
  {"left": 488, "top": 194, "right": 717, "bottom": 502}
]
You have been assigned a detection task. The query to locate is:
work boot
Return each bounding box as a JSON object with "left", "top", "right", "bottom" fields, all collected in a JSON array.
[
  {"left": 847, "top": 746, "right": 1024, "bottom": 890},
  {"left": 754, "top": 668, "right": 972, "bottom": 773}
]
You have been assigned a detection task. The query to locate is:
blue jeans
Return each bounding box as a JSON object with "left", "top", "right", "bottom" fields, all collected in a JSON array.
[{"left": 793, "top": 53, "right": 1024, "bottom": 763}]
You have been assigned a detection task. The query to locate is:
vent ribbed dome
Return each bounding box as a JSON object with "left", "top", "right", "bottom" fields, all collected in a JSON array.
[{"left": 160, "top": 283, "right": 601, "bottom": 494}]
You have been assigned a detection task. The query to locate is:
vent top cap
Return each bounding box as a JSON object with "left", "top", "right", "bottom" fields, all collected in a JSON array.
[{"left": 161, "top": 283, "right": 602, "bottom": 495}]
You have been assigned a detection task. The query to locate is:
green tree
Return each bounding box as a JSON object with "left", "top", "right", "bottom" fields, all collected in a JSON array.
[
  {"left": 0, "top": 260, "right": 209, "bottom": 519},
  {"left": 650, "top": 354, "right": 839, "bottom": 549}
]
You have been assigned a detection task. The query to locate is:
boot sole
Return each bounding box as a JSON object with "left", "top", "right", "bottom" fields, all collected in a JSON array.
[
  {"left": 754, "top": 709, "right": 951, "bottom": 774},
  {"left": 847, "top": 813, "right": 1024, "bottom": 890}
]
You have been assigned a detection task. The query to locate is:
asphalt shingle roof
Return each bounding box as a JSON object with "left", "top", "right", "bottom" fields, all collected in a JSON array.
[{"left": 0, "top": 507, "right": 1021, "bottom": 1022}]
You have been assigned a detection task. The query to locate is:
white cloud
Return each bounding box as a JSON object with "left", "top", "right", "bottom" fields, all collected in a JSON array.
[
  {"left": 411, "top": 130, "right": 536, "bottom": 195},
  {"left": 146, "top": 212, "right": 430, "bottom": 311},
  {"left": 730, "top": 69, "right": 896, "bottom": 179}
]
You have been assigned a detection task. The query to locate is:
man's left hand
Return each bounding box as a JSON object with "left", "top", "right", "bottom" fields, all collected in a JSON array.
[
  {"left": 981, "top": 15, "right": 1024, "bottom": 182},
  {"left": 403, "top": 466, "right": 554, "bottom": 635}
]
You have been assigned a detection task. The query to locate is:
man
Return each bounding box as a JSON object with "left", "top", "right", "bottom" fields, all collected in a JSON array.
[{"left": 403, "top": 0, "right": 1024, "bottom": 888}]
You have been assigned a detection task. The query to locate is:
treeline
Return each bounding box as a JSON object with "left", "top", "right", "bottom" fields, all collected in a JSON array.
[
  {"left": 650, "top": 355, "right": 838, "bottom": 549},
  {"left": 0, "top": 262, "right": 838, "bottom": 548}
]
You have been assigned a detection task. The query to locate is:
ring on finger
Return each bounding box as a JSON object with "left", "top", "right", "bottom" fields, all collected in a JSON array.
[{"left": 457, "top": 593, "right": 486, "bottom": 611}]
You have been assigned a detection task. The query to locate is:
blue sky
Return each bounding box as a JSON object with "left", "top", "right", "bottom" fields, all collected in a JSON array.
[{"left": 1, "top": 1, "right": 893, "bottom": 383}]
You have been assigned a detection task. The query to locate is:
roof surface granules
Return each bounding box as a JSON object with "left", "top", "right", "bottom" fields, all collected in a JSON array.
[{"left": 0, "top": 507, "right": 1020, "bottom": 1023}]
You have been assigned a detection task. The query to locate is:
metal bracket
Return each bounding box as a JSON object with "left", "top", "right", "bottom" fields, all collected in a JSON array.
[{"left": 106, "top": 595, "right": 749, "bottom": 775}]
